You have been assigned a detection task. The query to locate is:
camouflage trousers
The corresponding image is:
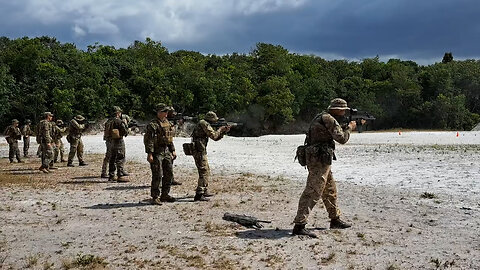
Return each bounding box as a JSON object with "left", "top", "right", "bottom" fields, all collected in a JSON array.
[
  {"left": 8, "top": 141, "right": 21, "bottom": 162},
  {"left": 54, "top": 139, "right": 65, "bottom": 162},
  {"left": 68, "top": 138, "right": 84, "bottom": 163},
  {"left": 40, "top": 142, "right": 54, "bottom": 169},
  {"left": 293, "top": 156, "right": 341, "bottom": 225},
  {"left": 101, "top": 140, "right": 112, "bottom": 175},
  {"left": 150, "top": 151, "right": 173, "bottom": 199},
  {"left": 23, "top": 136, "right": 30, "bottom": 157},
  {"left": 193, "top": 151, "right": 210, "bottom": 195},
  {"left": 109, "top": 139, "right": 126, "bottom": 177}
]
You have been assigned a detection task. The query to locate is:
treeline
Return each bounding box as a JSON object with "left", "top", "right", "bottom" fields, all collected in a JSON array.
[{"left": 1, "top": 36, "right": 479, "bottom": 133}]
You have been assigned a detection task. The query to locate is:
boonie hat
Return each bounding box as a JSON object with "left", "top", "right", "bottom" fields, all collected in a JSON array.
[
  {"left": 328, "top": 98, "right": 349, "bottom": 110},
  {"left": 205, "top": 111, "right": 219, "bottom": 122},
  {"left": 74, "top": 115, "right": 85, "bottom": 121},
  {"left": 155, "top": 103, "right": 171, "bottom": 112}
]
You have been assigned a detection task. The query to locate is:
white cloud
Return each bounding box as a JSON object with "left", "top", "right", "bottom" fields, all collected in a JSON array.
[{"left": 13, "top": 0, "right": 308, "bottom": 45}]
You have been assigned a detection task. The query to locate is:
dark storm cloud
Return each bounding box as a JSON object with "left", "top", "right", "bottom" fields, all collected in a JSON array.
[{"left": 0, "top": 0, "right": 478, "bottom": 63}]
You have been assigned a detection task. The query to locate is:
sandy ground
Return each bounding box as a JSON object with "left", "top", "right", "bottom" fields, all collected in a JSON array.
[{"left": 0, "top": 132, "right": 479, "bottom": 269}]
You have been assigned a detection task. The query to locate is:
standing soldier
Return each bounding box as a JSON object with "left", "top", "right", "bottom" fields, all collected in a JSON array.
[
  {"left": 292, "top": 98, "right": 356, "bottom": 238},
  {"left": 53, "top": 120, "right": 67, "bottom": 163},
  {"left": 144, "top": 103, "right": 176, "bottom": 205},
  {"left": 4, "top": 119, "right": 23, "bottom": 163},
  {"left": 105, "top": 106, "right": 129, "bottom": 182},
  {"left": 21, "top": 119, "right": 33, "bottom": 157},
  {"left": 67, "top": 115, "right": 88, "bottom": 167},
  {"left": 191, "top": 111, "right": 230, "bottom": 202},
  {"left": 37, "top": 112, "right": 54, "bottom": 173}
]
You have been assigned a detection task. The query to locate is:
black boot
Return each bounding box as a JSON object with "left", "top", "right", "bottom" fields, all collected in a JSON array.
[
  {"left": 160, "top": 194, "right": 176, "bottom": 202},
  {"left": 67, "top": 161, "right": 74, "bottom": 167},
  {"left": 79, "top": 161, "right": 88, "bottom": 166},
  {"left": 330, "top": 218, "right": 352, "bottom": 229},
  {"left": 292, "top": 224, "right": 318, "bottom": 238},
  {"left": 194, "top": 193, "right": 209, "bottom": 202}
]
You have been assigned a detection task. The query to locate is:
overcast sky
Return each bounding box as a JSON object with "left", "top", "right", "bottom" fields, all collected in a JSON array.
[{"left": 1, "top": 0, "right": 478, "bottom": 64}]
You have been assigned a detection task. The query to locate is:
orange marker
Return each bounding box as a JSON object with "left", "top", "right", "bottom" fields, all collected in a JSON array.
[
  {"left": 398, "top": 130, "right": 402, "bottom": 135},
  {"left": 456, "top": 132, "right": 459, "bottom": 137}
]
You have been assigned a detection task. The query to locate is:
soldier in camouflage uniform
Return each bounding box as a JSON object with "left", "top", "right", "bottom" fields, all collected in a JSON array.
[
  {"left": 105, "top": 106, "right": 129, "bottom": 182},
  {"left": 53, "top": 120, "right": 67, "bottom": 163},
  {"left": 4, "top": 119, "right": 23, "bottom": 163},
  {"left": 144, "top": 103, "right": 177, "bottom": 205},
  {"left": 191, "top": 111, "right": 230, "bottom": 202},
  {"left": 292, "top": 98, "right": 356, "bottom": 238},
  {"left": 101, "top": 110, "right": 130, "bottom": 178},
  {"left": 67, "top": 115, "right": 88, "bottom": 167},
  {"left": 21, "top": 119, "right": 34, "bottom": 157},
  {"left": 37, "top": 112, "right": 55, "bottom": 173}
]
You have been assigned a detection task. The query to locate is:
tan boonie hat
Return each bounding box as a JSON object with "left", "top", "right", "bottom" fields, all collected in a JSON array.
[
  {"left": 74, "top": 115, "right": 85, "bottom": 121},
  {"left": 205, "top": 111, "right": 219, "bottom": 122},
  {"left": 328, "top": 98, "right": 349, "bottom": 110},
  {"left": 44, "top": 112, "right": 53, "bottom": 117},
  {"left": 12, "top": 119, "right": 19, "bottom": 123}
]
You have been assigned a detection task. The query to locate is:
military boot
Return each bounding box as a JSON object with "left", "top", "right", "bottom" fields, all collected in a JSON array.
[
  {"left": 330, "top": 218, "right": 352, "bottom": 229},
  {"left": 67, "top": 161, "right": 74, "bottom": 167},
  {"left": 101, "top": 172, "right": 109, "bottom": 178},
  {"left": 292, "top": 224, "right": 318, "bottom": 238},
  {"left": 117, "top": 176, "right": 129, "bottom": 183},
  {"left": 160, "top": 194, "right": 176, "bottom": 203},
  {"left": 194, "top": 193, "right": 209, "bottom": 202},
  {"left": 79, "top": 161, "right": 88, "bottom": 166},
  {"left": 203, "top": 190, "right": 214, "bottom": 197},
  {"left": 119, "top": 170, "right": 129, "bottom": 177},
  {"left": 151, "top": 197, "right": 162, "bottom": 205}
]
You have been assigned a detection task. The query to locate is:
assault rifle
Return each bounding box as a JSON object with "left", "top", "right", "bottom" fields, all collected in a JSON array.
[
  {"left": 167, "top": 111, "right": 197, "bottom": 125},
  {"left": 347, "top": 108, "right": 376, "bottom": 122},
  {"left": 222, "top": 213, "right": 271, "bottom": 229},
  {"left": 210, "top": 118, "right": 243, "bottom": 128},
  {"left": 127, "top": 119, "right": 146, "bottom": 128}
]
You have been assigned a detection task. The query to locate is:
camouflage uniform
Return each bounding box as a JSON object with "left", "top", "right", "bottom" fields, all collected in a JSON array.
[
  {"left": 106, "top": 113, "right": 128, "bottom": 180},
  {"left": 191, "top": 112, "right": 227, "bottom": 198},
  {"left": 4, "top": 119, "right": 22, "bottom": 163},
  {"left": 21, "top": 120, "right": 33, "bottom": 157},
  {"left": 101, "top": 119, "right": 114, "bottom": 177},
  {"left": 67, "top": 115, "right": 87, "bottom": 166},
  {"left": 53, "top": 120, "right": 67, "bottom": 162},
  {"left": 37, "top": 117, "right": 54, "bottom": 169},
  {"left": 293, "top": 99, "right": 352, "bottom": 228},
  {"left": 144, "top": 105, "right": 175, "bottom": 200}
]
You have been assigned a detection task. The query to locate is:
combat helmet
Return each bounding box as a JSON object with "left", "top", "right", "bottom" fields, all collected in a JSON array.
[
  {"left": 204, "top": 111, "right": 219, "bottom": 122},
  {"left": 328, "top": 98, "right": 349, "bottom": 110},
  {"left": 25, "top": 119, "right": 32, "bottom": 124}
]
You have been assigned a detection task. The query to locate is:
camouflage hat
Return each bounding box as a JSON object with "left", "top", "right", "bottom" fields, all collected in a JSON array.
[
  {"left": 155, "top": 103, "right": 170, "bottom": 112},
  {"left": 204, "top": 111, "right": 219, "bottom": 122},
  {"left": 74, "top": 115, "right": 85, "bottom": 121},
  {"left": 44, "top": 112, "right": 54, "bottom": 118},
  {"left": 25, "top": 119, "right": 31, "bottom": 124},
  {"left": 12, "top": 119, "right": 19, "bottom": 123},
  {"left": 56, "top": 119, "right": 64, "bottom": 125},
  {"left": 112, "top": 106, "right": 123, "bottom": 113},
  {"left": 328, "top": 98, "right": 349, "bottom": 110}
]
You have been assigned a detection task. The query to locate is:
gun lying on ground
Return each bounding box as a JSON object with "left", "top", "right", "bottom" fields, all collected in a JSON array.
[
  {"left": 222, "top": 213, "right": 271, "bottom": 229},
  {"left": 210, "top": 118, "right": 244, "bottom": 128}
]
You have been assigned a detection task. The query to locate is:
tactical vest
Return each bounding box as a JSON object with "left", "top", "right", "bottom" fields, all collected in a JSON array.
[{"left": 152, "top": 119, "right": 174, "bottom": 147}]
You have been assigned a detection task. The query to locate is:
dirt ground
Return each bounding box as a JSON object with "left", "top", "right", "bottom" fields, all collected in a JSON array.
[{"left": 1, "top": 150, "right": 479, "bottom": 269}]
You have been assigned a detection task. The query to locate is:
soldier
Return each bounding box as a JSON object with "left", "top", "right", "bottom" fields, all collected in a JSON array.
[
  {"left": 105, "top": 106, "right": 129, "bottom": 182},
  {"left": 37, "top": 112, "right": 55, "bottom": 173},
  {"left": 292, "top": 98, "right": 356, "bottom": 238},
  {"left": 191, "top": 111, "right": 230, "bottom": 202},
  {"left": 144, "top": 103, "right": 177, "bottom": 205},
  {"left": 67, "top": 115, "right": 88, "bottom": 167},
  {"left": 101, "top": 111, "right": 130, "bottom": 178},
  {"left": 53, "top": 120, "right": 67, "bottom": 163},
  {"left": 21, "top": 119, "right": 34, "bottom": 157},
  {"left": 4, "top": 119, "right": 23, "bottom": 163}
]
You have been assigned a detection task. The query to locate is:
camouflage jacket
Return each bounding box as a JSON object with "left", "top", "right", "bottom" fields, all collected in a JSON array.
[
  {"left": 143, "top": 118, "right": 175, "bottom": 154},
  {"left": 37, "top": 120, "right": 54, "bottom": 144},
  {"left": 68, "top": 119, "right": 85, "bottom": 139},
  {"left": 306, "top": 111, "right": 351, "bottom": 146},
  {"left": 21, "top": 124, "right": 33, "bottom": 137},
  {"left": 105, "top": 117, "right": 128, "bottom": 140},
  {"left": 192, "top": 119, "right": 225, "bottom": 152},
  {"left": 53, "top": 125, "right": 67, "bottom": 141},
  {"left": 5, "top": 125, "right": 22, "bottom": 142}
]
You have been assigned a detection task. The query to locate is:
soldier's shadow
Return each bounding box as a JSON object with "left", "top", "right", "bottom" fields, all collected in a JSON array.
[
  {"left": 85, "top": 201, "right": 152, "bottom": 209},
  {"left": 235, "top": 227, "right": 328, "bottom": 240},
  {"left": 105, "top": 185, "right": 150, "bottom": 191}
]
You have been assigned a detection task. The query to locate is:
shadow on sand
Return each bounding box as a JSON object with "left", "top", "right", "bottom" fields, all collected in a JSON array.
[
  {"left": 105, "top": 185, "right": 150, "bottom": 191},
  {"left": 85, "top": 201, "right": 153, "bottom": 209},
  {"left": 235, "top": 227, "right": 328, "bottom": 240}
]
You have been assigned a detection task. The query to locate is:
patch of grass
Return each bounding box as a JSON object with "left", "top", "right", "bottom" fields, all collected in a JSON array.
[
  {"left": 25, "top": 254, "right": 39, "bottom": 268},
  {"left": 212, "top": 256, "right": 238, "bottom": 270},
  {"left": 387, "top": 264, "right": 399, "bottom": 270},
  {"left": 73, "top": 253, "right": 107, "bottom": 268},
  {"left": 356, "top": 232, "right": 365, "bottom": 239},
  {"left": 421, "top": 192, "right": 437, "bottom": 199}
]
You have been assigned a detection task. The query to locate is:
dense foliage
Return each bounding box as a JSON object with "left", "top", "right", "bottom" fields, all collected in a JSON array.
[{"left": 1, "top": 36, "right": 479, "bottom": 133}]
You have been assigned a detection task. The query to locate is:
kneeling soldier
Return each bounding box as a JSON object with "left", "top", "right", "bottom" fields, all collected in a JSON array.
[{"left": 144, "top": 103, "right": 177, "bottom": 205}]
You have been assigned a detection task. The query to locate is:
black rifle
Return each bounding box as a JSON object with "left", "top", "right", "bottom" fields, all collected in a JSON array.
[
  {"left": 167, "top": 111, "right": 197, "bottom": 125},
  {"left": 210, "top": 118, "right": 243, "bottom": 128},
  {"left": 127, "top": 119, "right": 146, "bottom": 128},
  {"left": 347, "top": 108, "right": 376, "bottom": 122},
  {"left": 222, "top": 213, "right": 271, "bottom": 229}
]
